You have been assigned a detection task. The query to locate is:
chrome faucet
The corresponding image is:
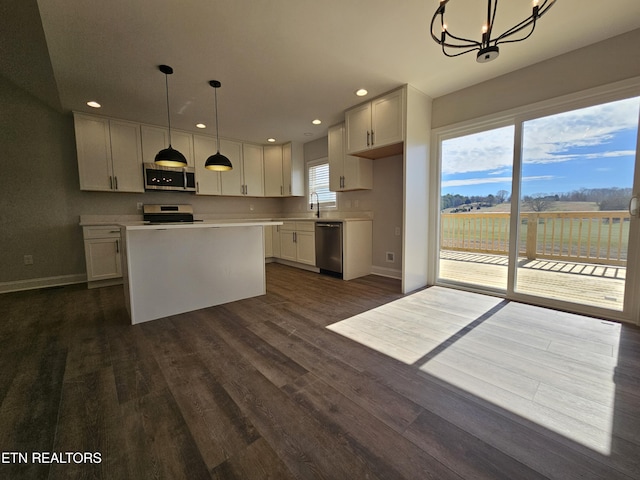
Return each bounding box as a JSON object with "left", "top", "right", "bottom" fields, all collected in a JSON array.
[{"left": 310, "top": 192, "right": 320, "bottom": 218}]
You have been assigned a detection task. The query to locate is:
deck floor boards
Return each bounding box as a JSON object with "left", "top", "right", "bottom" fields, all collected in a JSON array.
[{"left": 0, "top": 263, "right": 639, "bottom": 479}]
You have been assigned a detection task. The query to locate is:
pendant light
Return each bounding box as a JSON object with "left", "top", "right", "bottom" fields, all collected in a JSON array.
[
  {"left": 154, "top": 65, "right": 188, "bottom": 167},
  {"left": 205, "top": 80, "right": 233, "bottom": 171}
]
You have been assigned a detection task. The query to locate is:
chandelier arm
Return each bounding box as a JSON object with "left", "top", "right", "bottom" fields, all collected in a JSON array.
[
  {"left": 442, "top": 30, "right": 482, "bottom": 48},
  {"left": 495, "top": 17, "right": 537, "bottom": 45},
  {"left": 486, "top": 0, "right": 496, "bottom": 42},
  {"left": 535, "top": 0, "right": 557, "bottom": 16},
  {"left": 495, "top": 0, "right": 556, "bottom": 43},
  {"left": 429, "top": 7, "right": 446, "bottom": 44},
  {"left": 442, "top": 45, "right": 482, "bottom": 58}
]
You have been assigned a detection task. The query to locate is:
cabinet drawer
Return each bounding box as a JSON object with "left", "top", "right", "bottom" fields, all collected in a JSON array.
[
  {"left": 83, "top": 226, "right": 121, "bottom": 239},
  {"left": 295, "top": 221, "right": 316, "bottom": 232},
  {"left": 280, "top": 221, "right": 297, "bottom": 231}
]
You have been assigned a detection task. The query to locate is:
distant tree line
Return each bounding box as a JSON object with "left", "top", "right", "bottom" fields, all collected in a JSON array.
[
  {"left": 441, "top": 190, "right": 509, "bottom": 210},
  {"left": 443, "top": 187, "right": 631, "bottom": 212}
]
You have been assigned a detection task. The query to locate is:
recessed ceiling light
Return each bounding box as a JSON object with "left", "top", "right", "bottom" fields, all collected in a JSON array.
[
  {"left": 312, "top": 119, "right": 322, "bottom": 125},
  {"left": 355, "top": 89, "right": 368, "bottom": 97},
  {"left": 87, "top": 101, "right": 101, "bottom": 108},
  {"left": 267, "top": 138, "right": 276, "bottom": 143},
  {"left": 196, "top": 123, "right": 206, "bottom": 129}
]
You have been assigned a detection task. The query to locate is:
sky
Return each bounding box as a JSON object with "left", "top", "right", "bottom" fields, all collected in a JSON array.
[{"left": 440, "top": 96, "right": 640, "bottom": 199}]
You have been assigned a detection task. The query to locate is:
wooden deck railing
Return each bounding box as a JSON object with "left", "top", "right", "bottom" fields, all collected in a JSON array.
[{"left": 440, "top": 211, "right": 630, "bottom": 266}]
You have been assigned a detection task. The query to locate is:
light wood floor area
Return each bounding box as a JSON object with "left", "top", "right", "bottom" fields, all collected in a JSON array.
[
  {"left": 1, "top": 263, "right": 639, "bottom": 479},
  {"left": 439, "top": 250, "right": 626, "bottom": 310}
]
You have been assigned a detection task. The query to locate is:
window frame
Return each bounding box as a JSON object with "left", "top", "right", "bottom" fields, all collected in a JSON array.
[{"left": 307, "top": 157, "right": 337, "bottom": 209}]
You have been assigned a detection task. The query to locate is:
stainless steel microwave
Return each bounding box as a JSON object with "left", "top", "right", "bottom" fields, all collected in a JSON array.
[{"left": 143, "top": 163, "right": 196, "bottom": 192}]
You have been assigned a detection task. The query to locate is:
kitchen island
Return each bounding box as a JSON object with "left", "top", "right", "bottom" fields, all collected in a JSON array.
[{"left": 120, "top": 220, "right": 282, "bottom": 324}]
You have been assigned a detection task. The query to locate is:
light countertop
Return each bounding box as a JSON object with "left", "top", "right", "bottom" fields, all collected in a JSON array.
[{"left": 120, "top": 220, "right": 283, "bottom": 231}]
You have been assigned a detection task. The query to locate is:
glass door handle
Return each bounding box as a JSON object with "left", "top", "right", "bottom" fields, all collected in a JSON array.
[{"left": 629, "top": 196, "right": 639, "bottom": 217}]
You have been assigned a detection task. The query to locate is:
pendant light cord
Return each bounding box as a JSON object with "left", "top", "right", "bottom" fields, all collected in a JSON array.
[
  {"left": 214, "top": 86, "right": 221, "bottom": 153},
  {"left": 165, "top": 73, "right": 173, "bottom": 146}
]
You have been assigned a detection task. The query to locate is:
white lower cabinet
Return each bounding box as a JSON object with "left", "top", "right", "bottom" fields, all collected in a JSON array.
[
  {"left": 83, "top": 226, "right": 123, "bottom": 287},
  {"left": 272, "top": 225, "right": 281, "bottom": 258},
  {"left": 264, "top": 225, "right": 273, "bottom": 258},
  {"left": 279, "top": 221, "right": 316, "bottom": 266}
]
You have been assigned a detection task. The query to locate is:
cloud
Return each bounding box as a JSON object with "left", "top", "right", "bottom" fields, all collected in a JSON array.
[
  {"left": 442, "top": 175, "right": 554, "bottom": 188},
  {"left": 441, "top": 97, "right": 639, "bottom": 175}
]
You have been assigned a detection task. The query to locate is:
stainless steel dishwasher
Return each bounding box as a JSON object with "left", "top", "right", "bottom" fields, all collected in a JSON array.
[{"left": 315, "top": 222, "right": 343, "bottom": 277}]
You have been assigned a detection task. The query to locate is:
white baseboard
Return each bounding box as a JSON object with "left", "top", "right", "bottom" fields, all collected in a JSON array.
[
  {"left": 370, "top": 265, "right": 402, "bottom": 279},
  {"left": 0, "top": 274, "right": 87, "bottom": 294}
]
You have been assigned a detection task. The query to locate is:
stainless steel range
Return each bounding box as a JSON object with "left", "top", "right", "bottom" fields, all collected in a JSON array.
[{"left": 143, "top": 204, "right": 195, "bottom": 223}]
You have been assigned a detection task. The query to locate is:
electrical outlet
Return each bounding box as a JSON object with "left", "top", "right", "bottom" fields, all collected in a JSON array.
[
  {"left": 137, "top": 202, "right": 143, "bottom": 211},
  {"left": 386, "top": 252, "right": 395, "bottom": 263},
  {"left": 395, "top": 226, "right": 401, "bottom": 236},
  {"left": 24, "top": 254, "right": 34, "bottom": 265}
]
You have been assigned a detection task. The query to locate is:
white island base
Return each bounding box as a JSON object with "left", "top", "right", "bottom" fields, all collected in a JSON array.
[{"left": 121, "top": 222, "right": 279, "bottom": 324}]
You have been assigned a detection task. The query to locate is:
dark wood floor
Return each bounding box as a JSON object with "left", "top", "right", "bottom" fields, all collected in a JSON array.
[{"left": 1, "top": 263, "right": 639, "bottom": 479}]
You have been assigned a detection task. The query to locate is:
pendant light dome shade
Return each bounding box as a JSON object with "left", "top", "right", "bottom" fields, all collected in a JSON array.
[
  {"left": 155, "top": 146, "right": 188, "bottom": 167},
  {"left": 155, "top": 65, "right": 187, "bottom": 167},
  {"left": 205, "top": 80, "right": 233, "bottom": 171},
  {"left": 205, "top": 152, "right": 233, "bottom": 171}
]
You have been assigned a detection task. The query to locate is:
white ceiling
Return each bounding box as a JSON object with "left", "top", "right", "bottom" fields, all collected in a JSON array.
[{"left": 11, "top": 1, "right": 640, "bottom": 145}]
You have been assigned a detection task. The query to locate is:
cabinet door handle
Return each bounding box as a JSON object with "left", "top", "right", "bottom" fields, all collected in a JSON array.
[
  {"left": 280, "top": 185, "right": 283, "bottom": 196},
  {"left": 366, "top": 130, "right": 370, "bottom": 146},
  {"left": 196, "top": 181, "right": 199, "bottom": 193},
  {"left": 240, "top": 185, "right": 244, "bottom": 195},
  {"left": 293, "top": 232, "right": 297, "bottom": 243},
  {"left": 116, "top": 239, "right": 120, "bottom": 253},
  {"left": 114, "top": 176, "right": 118, "bottom": 190},
  {"left": 109, "top": 176, "right": 113, "bottom": 190},
  {"left": 371, "top": 130, "right": 374, "bottom": 146}
]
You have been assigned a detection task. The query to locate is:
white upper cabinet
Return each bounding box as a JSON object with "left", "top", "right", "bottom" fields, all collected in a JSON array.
[
  {"left": 219, "top": 140, "right": 264, "bottom": 196},
  {"left": 263, "top": 143, "right": 304, "bottom": 197},
  {"left": 242, "top": 143, "right": 265, "bottom": 197},
  {"left": 140, "top": 125, "right": 194, "bottom": 166},
  {"left": 263, "top": 145, "right": 284, "bottom": 196},
  {"left": 283, "top": 142, "right": 304, "bottom": 196},
  {"left": 345, "top": 88, "right": 405, "bottom": 157},
  {"left": 219, "top": 139, "right": 244, "bottom": 196},
  {"left": 193, "top": 134, "right": 221, "bottom": 195},
  {"left": 328, "top": 123, "right": 372, "bottom": 191},
  {"left": 74, "top": 113, "right": 143, "bottom": 192}
]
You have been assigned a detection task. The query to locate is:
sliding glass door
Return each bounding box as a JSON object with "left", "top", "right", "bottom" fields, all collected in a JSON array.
[
  {"left": 513, "top": 96, "right": 640, "bottom": 313},
  {"left": 438, "top": 125, "right": 515, "bottom": 293},
  {"left": 437, "top": 93, "right": 640, "bottom": 321}
]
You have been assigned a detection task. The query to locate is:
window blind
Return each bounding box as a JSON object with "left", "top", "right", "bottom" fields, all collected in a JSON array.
[{"left": 308, "top": 161, "right": 336, "bottom": 207}]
